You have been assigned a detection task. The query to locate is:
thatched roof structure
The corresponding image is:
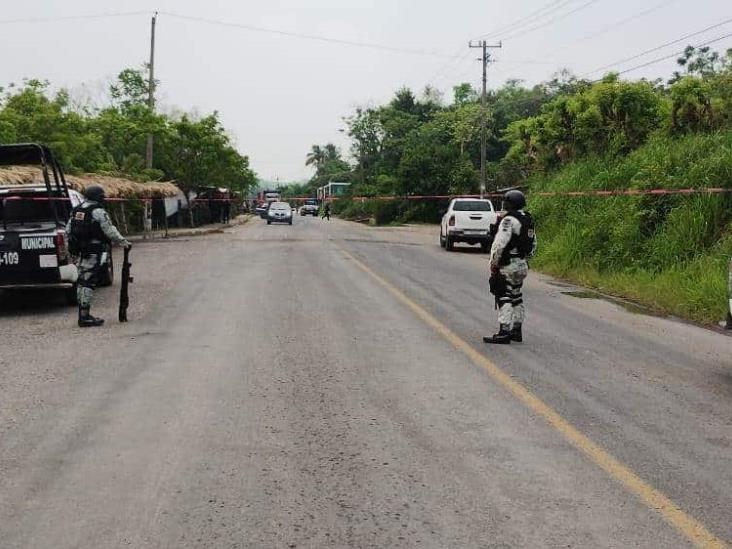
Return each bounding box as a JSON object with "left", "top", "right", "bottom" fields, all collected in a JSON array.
[{"left": 0, "top": 166, "right": 179, "bottom": 198}]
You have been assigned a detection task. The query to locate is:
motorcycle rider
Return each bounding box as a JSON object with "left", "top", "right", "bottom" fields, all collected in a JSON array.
[
  {"left": 484, "top": 189, "right": 536, "bottom": 345},
  {"left": 67, "top": 185, "right": 131, "bottom": 327}
]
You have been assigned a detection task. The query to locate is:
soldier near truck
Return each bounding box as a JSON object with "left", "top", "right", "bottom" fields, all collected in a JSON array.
[{"left": 67, "top": 185, "right": 131, "bottom": 327}]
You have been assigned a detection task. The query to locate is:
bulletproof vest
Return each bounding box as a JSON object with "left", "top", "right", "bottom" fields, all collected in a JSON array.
[
  {"left": 69, "top": 203, "right": 108, "bottom": 252},
  {"left": 499, "top": 211, "right": 535, "bottom": 265}
]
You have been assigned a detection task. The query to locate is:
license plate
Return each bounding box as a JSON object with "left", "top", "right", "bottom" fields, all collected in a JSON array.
[
  {"left": 465, "top": 230, "right": 486, "bottom": 235},
  {"left": 39, "top": 255, "right": 58, "bottom": 268}
]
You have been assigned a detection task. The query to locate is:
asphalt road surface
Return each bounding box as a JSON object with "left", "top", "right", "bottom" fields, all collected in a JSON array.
[{"left": 1, "top": 215, "right": 731, "bottom": 548}]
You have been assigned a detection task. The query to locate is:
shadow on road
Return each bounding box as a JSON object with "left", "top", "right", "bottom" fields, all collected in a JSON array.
[
  {"left": 444, "top": 245, "right": 487, "bottom": 255},
  {"left": 0, "top": 289, "right": 73, "bottom": 317}
]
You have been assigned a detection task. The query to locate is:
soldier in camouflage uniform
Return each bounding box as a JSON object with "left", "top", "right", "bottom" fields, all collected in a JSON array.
[
  {"left": 66, "top": 185, "right": 131, "bottom": 327},
  {"left": 484, "top": 190, "right": 537, "bottom": 345}
]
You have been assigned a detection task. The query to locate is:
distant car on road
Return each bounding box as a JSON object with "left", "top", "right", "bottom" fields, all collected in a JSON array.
[
  {"left": 267, "top": 202, "right": 293, "bottom": 225},
  {"left": 300, "top": 199, "right": 319, "bottom": 216},
  {"left": 440, "top": 198, "right": 497, "bottom": 252}
]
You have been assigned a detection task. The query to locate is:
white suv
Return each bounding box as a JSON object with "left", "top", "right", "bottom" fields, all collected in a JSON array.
[{"left": 440, "top": 198, "right": 497, "bottom": 252}]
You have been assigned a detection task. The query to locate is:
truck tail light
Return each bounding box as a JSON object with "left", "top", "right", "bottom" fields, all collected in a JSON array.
[
  {"left": 55, "top": 229, "right": 68, "bottom": 261},
  {"left": 448, "top": 215, "right": 455, "bottom": 227}
]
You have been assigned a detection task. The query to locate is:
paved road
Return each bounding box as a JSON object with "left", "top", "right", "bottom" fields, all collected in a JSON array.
[{"left": 1, "top": 216, "right": 730, "bottom": 548}]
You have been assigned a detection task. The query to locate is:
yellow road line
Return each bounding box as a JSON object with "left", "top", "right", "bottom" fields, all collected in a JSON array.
[{"left": 341, "top": 248, "right": 728, "bottom": 549}]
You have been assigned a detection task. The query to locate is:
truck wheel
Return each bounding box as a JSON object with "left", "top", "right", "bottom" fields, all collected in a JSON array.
[
  {"left": 289, "top": 219, "right": 293, "bottom": 225},
  {"left": 440, "top": 232, "right": 446, "bottom": 248},
  {"left": 446, "top": 236, "right": 454, "bottom": 251},
  {"left": 481, "top": 241, "right": 490, "bottom": 253},
  {"left": 267, "top": 220, "right": 272, "bottom": 225},
  {"left": 99, "top": 251, "right": 114, "bottom": 287}
]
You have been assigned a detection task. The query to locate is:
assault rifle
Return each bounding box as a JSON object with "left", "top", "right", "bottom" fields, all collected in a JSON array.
[{"left": 119, "top": 247, "right": 133, "bottom": 322}]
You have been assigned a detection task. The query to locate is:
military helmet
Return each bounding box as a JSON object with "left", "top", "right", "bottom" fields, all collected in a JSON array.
[
  {"left": 84, "top": 184, "right": 106, "bottom": 203},
  {"left": 502, "top": 189, "right": 526, "bottom": 211}
]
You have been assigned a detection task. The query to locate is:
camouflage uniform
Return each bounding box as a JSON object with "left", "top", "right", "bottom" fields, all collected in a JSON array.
[
  {"left": 66, "top": 201, "right": 130, "bottom": 309},
  {"left": 488, "top": 212, "right": 537, "bottom": 337}
]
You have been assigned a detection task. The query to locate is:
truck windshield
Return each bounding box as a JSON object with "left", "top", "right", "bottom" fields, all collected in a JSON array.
[{"left": 453, "top": 201, "right": 492, "bottom": 212}]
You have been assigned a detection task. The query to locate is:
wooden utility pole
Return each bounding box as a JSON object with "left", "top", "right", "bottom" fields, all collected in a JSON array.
[
  {"left": 146, "top": 12, "right": 157, "bottom": 170},
  {"left": 468, "top": 40, "right": 501, "bottom": 198}
]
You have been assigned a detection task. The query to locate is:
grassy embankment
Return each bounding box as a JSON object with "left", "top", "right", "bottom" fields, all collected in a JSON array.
[{"left": 528, "top": 130, "right": 732, "bottom": 324}]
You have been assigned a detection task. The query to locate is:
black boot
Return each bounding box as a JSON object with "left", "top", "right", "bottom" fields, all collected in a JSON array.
[
  {"left": 510, "top": 323, "right": 523, "bottom": 343},
  {"left": 78, "top": 307, "right": 104, "bottom": 328},
  {"left": 483, "top": 324, "right": 512, "bottom": 344}
]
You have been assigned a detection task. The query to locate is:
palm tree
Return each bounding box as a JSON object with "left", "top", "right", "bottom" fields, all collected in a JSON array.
[
  {"left": 305, "top": 145, "right": 325, "bottom": 170},
  {"left": 323, "top": 143, "right": 340, "bottom": 162}
]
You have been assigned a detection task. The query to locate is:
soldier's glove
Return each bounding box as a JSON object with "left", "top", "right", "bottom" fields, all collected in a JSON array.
[{"left": 123, "top": 242, "right": 132, "bottom": 250}]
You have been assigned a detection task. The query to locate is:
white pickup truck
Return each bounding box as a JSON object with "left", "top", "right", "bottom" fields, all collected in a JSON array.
[{"left": 439, "top": 198, "right": 498, "bottom": 252}]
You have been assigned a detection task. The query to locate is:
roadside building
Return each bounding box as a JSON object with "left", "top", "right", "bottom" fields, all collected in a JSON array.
[{"left": 317, "top": 181, "right": 351, "bottom": 202}]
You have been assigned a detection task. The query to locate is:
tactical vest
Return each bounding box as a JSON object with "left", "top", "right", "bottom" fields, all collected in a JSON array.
[
  {"left": 499, "top": 211, "right": 535, "bottom": 265},
  {"left": 69, "top": 203, "right": 109, "bottom": 254}
]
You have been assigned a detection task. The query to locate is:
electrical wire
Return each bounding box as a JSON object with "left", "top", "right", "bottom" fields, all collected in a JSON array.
[
  {"left": 607, "top": 31, "right": 732, "bottom": 78},
  {"left": 498, "top": 0, "right": 603, "bottom": 42},
  {"left": 548, "top": 0, "right": 681, "bottom": 55},
  {"left": 428, "top": 0, "right": 576, "bottom": 87},
  {"left": 0, "top": 11, "right": 150, "bottom": 24},
  {"left": 159, "top": 11, "right": 461, "bottom": 59},
  {"left": 583, "top": 16, "right": 732, "bottom": 76},
  {"left": 472, "top": 0, "right": 575, "bottom": 41}
]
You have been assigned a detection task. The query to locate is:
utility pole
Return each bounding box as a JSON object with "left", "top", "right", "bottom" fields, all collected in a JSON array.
[
  {"left": 145, "top": 12, "right": 157, "bottom": 170},
  {"left": 468, "top": 40, "right": 501, "bottom": 198}
]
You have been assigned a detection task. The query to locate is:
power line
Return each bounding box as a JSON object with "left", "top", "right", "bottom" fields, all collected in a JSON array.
[
  {"left": 0, "top": 11, "right": 150, "bottom": 24},
  {"left": 608, "top": 31, "right": 732, "bottom": 78},
  {"left": 429, "top": 0, "right": 575, "bottom": 87},
  {"left": 583, "top": 17, "right": 732, "bottom": 76},
  {"left": 499, "top": 0, "right": 604, "bottom": 42},
  {"left": 159, "top": 11, "right": 461, "bottom": 59},
  {"left": 473, "top": 0, "right": 575, "bottom": 40},
  {"left": 547, "top": 0, "right": 681, "bottom": 55}
]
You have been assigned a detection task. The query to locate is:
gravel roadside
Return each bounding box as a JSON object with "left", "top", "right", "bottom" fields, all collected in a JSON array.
[{"left": 0, "top": 229, "right": 234, "bottom": 441}]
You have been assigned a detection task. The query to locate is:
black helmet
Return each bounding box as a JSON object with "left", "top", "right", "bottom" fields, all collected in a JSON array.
[
  {"left": 84, "top": 184, "right": 106, "bottom": 204},
  {"left": 502, "top": 189, "right": 526, "bottom": 211}
]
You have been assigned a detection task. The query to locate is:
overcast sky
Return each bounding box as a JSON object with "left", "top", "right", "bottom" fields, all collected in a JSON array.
[{"left": 2, "top": 0, "right": 730, "bottom": 181}]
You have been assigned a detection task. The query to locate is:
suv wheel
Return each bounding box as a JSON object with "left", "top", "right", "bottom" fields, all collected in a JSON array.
[{"left": 446, "top": 235, "right": 454, "bottom": 251}]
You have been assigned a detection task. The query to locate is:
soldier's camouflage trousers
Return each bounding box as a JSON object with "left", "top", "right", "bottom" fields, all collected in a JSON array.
[
  {"left": 496, "top": 258, "right": 528, "bottom": 326},
  {"left": 77, "top": 253, "right": 102, "bottom": 308}
]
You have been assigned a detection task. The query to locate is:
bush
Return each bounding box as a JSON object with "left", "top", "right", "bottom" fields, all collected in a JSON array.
[{"left": 529, "top": 129, "right": 732, "bottom": 323}]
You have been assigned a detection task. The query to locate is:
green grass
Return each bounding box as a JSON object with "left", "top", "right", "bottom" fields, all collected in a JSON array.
[{"left": 530, "top": 130, "right": 732, "bottom": 324}]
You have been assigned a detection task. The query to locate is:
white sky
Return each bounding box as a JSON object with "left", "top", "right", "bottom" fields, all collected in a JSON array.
[{"left": 2, "top": 0, "right": 731, "bottom": 181}]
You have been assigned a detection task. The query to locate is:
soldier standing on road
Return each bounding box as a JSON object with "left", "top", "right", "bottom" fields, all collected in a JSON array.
[
  {"left": 484, "top": 190, "right": 536, "bottom": 345},
  {"left": 67, "top": 185, "right": 131, "bottom": 328},
  {"left": 322, "top": 201, "right": 331, "bottom": 221}
]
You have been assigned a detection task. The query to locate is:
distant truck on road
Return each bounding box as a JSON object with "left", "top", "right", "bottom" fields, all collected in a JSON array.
[{"left": 257, "top": 189, "right": 281, "bottom": 204}]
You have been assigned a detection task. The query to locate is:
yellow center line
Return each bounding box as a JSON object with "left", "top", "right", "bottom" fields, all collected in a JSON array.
[{"left": 340, "top": 247, "right": 728, "bottom": 549}]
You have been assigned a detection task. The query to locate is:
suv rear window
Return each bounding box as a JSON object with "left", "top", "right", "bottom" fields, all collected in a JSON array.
[
  {"left": 1, "top": 194, "right": 60, "bottom": 224},
  {"left": 453, "top": 200, "right": 492, "bottom": 212}
]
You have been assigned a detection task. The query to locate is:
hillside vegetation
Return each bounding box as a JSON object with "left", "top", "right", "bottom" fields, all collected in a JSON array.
[{"left": 530, "top": 130, "right": 732, "bottom": 323}]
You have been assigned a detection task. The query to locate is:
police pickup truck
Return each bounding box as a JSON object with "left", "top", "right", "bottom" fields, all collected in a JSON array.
[{"left": 0, "top": 144, "right": 112, "bottom": 304}]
